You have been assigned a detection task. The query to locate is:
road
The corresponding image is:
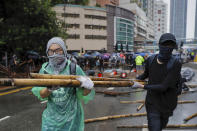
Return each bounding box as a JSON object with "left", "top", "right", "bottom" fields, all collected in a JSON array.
[{"left": 0, "top": 63, "right": 197, "bottom": 131}]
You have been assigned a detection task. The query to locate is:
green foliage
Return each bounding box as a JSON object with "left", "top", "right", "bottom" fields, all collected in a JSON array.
[
  {"left": 51, "top": 0, "right": 89, "bottom": 6},
  {"left": 96, "top": 3, "right": 101, "bottom": 7},
  {"left": 0, "top": 0, "right": 67, "bottom": 56}
]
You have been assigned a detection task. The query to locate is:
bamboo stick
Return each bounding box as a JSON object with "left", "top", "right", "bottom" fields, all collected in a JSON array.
[
  {"left": 120, "top": 100, "right": 145, "bottom": 104},
  {"left": 117, "top": 124, "right": 197, "bottom": 128},
  {"left": 30, "top": 73, "right": 147, "bottom": 85},
  {"left": 85, "top": 112, "right": 146, "bottom": 123},
  {"left": 185, "top": 84, "right": 197, "bottom": 88},
  {"left": 30, "top": 73, "right": 131, "bottom": 81},
  {"left": 96, "top": 89, "right": 145, "bottom": 96},
  {"left": 120, "top": 100, "right": 196, "bottom": 104},
  {"left": 184, "top": 113, "right": 197, "bottom": 122},
  {"left": 178, "top": 100, "right": 196, "bottom": 104},
  {"left": 0, "top": 78, "right": 134, "bottom": 87},
  {"left": 95, "top": 90, "right": 130, "bottom": 96},
  {"left": 136, "top": 103, "right": 145, "bottom": 111}
]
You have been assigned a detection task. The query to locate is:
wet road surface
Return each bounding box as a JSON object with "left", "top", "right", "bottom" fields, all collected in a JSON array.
[{"left": 0, "top": 63, "right": 197, "bottom": 131}]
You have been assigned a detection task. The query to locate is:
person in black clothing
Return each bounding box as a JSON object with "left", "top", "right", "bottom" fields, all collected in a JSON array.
[{"left": 136, "top": 33, "right": 182, "bottom": 131}]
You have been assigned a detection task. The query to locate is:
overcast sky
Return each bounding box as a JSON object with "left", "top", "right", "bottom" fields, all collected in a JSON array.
[{"left": 162, "top": 0, "right": 196, "bottom": 39}]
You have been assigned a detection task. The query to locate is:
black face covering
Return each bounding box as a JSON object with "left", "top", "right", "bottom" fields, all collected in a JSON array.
[{"left": 158, "top": 45, "right": 174, "bottom": 63}]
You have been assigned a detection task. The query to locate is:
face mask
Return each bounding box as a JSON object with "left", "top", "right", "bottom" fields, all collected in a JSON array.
[
  {"left": 158, "top": 45, "right": 173, "bottom": 63},
  {"left": 48, "top": 54, "right": 67, "bottom": 74}
]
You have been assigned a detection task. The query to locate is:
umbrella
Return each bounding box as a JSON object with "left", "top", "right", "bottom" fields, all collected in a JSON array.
[
  {"left": 26, "top": 51, "right": 39, "bottom": 56},
  {"left": 26, "top": 51, "right": 40, "bottom": 59},
  {"left": 84, "top": 53, "right": 94, "bottom": 59},
  {"left": 91, "top": 51, "right": 101, "bottom": 57},
  {"left": 72, "top": 52, "right": 79, "bottom": 57},
  {"left": 101, "top": 53, "right": 110, "bottom": 59}
]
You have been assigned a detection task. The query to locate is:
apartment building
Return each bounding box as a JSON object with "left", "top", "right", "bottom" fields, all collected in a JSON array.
[
  {"left": 53, "top": 4, "right": 107, "bottom": 52},
  {"left": 154, "top": 0, "right": 167, "bottom": 41}
]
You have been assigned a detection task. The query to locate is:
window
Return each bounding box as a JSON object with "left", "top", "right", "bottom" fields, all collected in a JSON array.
[
  {"left": 66, "top": 24, "right": 80, "bottom": 28},
  {"left": 84, "top": 15, "right": 106, "bottom": 20},
  {"left": 158, "top": 10, "right": 161, "bottom": 14},
  {"left": 158, "top": 29, "right": 160, "bottom": 31},
  {"left": 67, "top": 34, "right": 80, "bottom": 39},
  {"left": 85, "top": 35, "right": 107, "bottom": 40},
  {"left": 85, "top": 25, "right": 106, "bottom": 30},
  {"left": 158, "top": 19, "right": 160, "bottom": 21},
  {"left": 62, "top": 13, "right": 80, "bottom": 18}
]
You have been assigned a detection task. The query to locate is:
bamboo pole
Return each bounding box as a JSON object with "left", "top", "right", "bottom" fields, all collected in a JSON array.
[
  {"left": 30, "top": 73, "right": 131, "bottom": 81},
  {"left": 95, "top": 89, "right": 144, "bottom": 95},
  {"left": 184, "top": 113, "right": 197, "bottom": 122},
  {"left": 0, "top": 78, "right": 134, "bottom": 87},
  {"left": 185, "top": 84, "right": 197, "bottom": 88},
  {"left": 96, "top": 89, "right": 145, "bottom": 96},
  {"left": 136, "top": 103, "right": 145, "bottom": 111},
  {"left": 117, "top": 124, "right": 197, "bottom": 129},
  {"left": 120, "top": 100, "right": 145, "bottom": 104},
  {"left": 120, "top": 100, "right": 196, "bottom": 104},
  {"left": 95, "top": 90, "right": 130, "bottom": 96},
  {"left": 85, "top": 112, "right": 146, "bottom": 123},
  {"left": 30, "top": 73, "right": 147, "bottom": 85},
  {"left": 178, "top": 100, "right": 196, "bottom": 104}
]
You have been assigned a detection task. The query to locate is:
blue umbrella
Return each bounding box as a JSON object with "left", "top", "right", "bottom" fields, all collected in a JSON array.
[{"left": 91, "top": 51, "right": 101, "bottom": 57}]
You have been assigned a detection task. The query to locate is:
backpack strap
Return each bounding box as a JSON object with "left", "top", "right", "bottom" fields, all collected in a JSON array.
[
  {"left": 43, "top": 63, "right": 49, "bottom": 74},
  {"left": 148, "top": 54, "right": 157, "bottom": 69},
  {"left": 166, "top": 56, "right": 177, "bottom": 71},
  {"left": 69, "top": 62, "right": 76, "bottom": 75}
]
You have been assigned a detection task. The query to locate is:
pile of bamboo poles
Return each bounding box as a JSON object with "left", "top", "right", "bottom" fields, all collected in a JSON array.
[
  {"left": 0, "top": 64, "right": 10, "bottom": 75},
  {"left": 0, "top": 73, "right": 139, "bottom": 88}
]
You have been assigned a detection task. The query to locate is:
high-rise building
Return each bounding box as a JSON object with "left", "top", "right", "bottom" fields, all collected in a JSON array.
[
  {"left": 147, "top": 0, "right": 154, "bottom": 21},
  {"left": 96, "top": 0, "right": 119, "bottom": 7},
  {"left": 154, "top": 0, "right": 167, "bottom": 41},
  {"left": 106, "top": 5, "right": 135, "bottom": 52},
  {"left": 195, "top": 1, "right": 197, "bottom": 39},
  {"left": 170, "top": 0, "right": 187, "bottom": 40}
]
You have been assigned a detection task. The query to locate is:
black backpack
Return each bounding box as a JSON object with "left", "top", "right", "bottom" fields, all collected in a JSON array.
[
  {"left": 148, "top": 54, "right": 182, "bottom": 95},
  {"left": 69, "top": 62, "right": 76, "bottom": 75}
]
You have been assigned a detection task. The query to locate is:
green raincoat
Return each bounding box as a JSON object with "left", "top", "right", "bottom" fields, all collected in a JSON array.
[{"left": 32, "top": 60, "right": 95, "bottom": 131}]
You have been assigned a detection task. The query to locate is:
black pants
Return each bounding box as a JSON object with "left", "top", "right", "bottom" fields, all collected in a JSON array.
[{"left": 146, "top": 105, "right": 170, "bottom": 131}]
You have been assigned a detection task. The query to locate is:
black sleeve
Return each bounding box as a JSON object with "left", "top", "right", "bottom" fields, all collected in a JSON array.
[
  {"left": 144, "top": 60, "right": 182, "bottom": 92},
  {"left": 137, "top": 57, "right": 149, "bottom": 80}
]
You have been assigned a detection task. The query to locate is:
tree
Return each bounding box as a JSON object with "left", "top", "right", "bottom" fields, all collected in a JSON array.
[
  {"left": 0, "top": 0, "right": 67, "bottom": 56},
  {"left": 51, "top": 0, "right": 89, "bottom": 6}
]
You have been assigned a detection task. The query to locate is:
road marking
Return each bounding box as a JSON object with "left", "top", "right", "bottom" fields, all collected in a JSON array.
[
  {"left": 0, "top": 87, "right": 32, "bottom": 96},
  {"left": 142, "top": 128, "right": 148, "bottom": 131},
  {"left": 0, "top": 116, "right": 10, "bottom": 122},
  {"left": 41, "top": 100, "right": 48, "bottom": 104}
]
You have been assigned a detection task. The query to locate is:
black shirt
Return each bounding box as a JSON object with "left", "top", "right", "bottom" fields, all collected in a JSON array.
[{"left": 138, "top": 55, "right": 182, "bottom": 114}]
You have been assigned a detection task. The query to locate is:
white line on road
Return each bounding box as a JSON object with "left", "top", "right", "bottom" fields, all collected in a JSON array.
[
  {"left": 142, "top": 128, "right": 148, "bottom": 131},
  {"left": 0, "top": 116, "right": 10, "bottom": 122},
  {"left": 41, "top": 100, "right": 48, "bottom": 104}
]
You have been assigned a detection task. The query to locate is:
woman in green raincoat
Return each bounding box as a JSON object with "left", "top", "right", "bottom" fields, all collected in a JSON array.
[{"left": 32, "top": 37, "right": 95, "bottom": 131}]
